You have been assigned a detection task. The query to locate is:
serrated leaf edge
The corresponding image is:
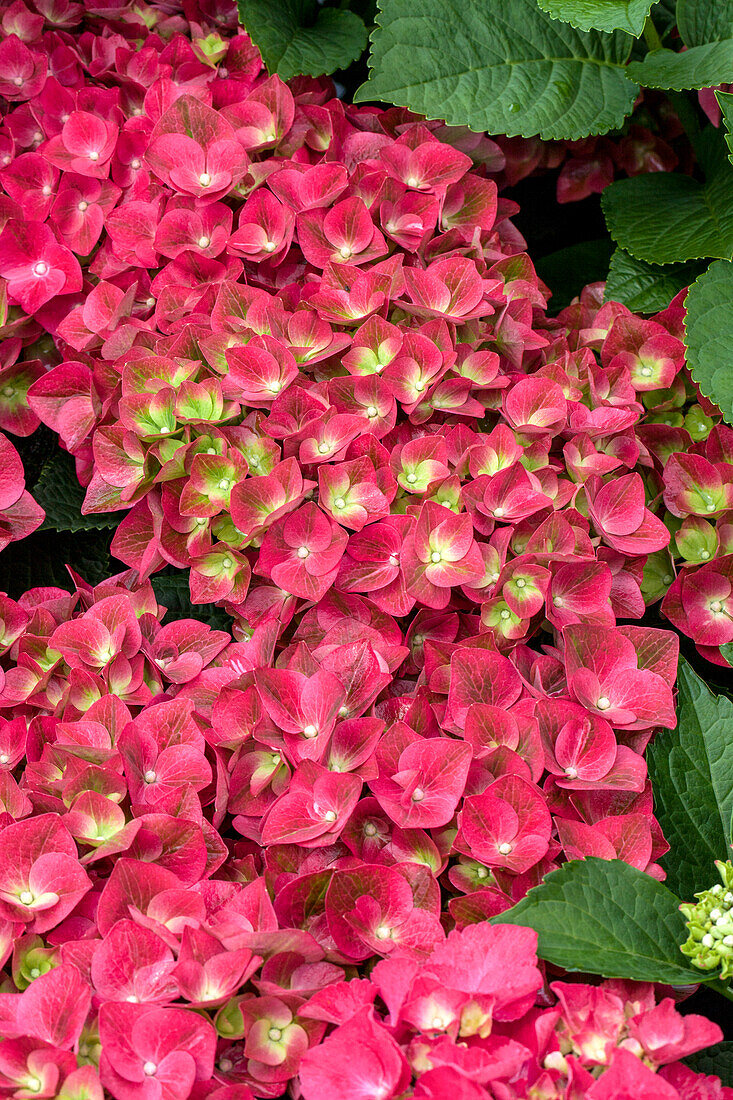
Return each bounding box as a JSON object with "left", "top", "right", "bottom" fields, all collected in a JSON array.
[
  {"left": 535, "top": 0, "right": 651, "bottom": 37},
  {"left": 683, "top": 258, "right": 729, "bottom": 420}
]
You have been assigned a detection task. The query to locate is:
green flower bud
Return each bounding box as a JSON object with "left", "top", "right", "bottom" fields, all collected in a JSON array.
[
  {"left": 680, "top": 861, "right": 733, "bottom": 980},
  {"left": 684, "top": 405, "right": 715, "bottom": 442},
  {"left": 214, "top": 997, "right": 246, "bottom": 1039}
]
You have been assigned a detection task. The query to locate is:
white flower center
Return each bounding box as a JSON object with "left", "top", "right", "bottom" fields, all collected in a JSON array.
[
  {"left": 302, "top": 724, "right": 318, "bottom": 738},
  {"left": 19, "top": 891, "right": 34, "bottom": 905},
  {"left": 198, "top": 236, "right": 210, "bottom": 248},
  {"left": 199, "top": 172, "right": 212, "bottom": 186},
  {"left": 143, "top": 1062, "right": 157, "bottom": 1076},
  {"left": 143, "top": 769, "right": 157, "bottom": 784},
  {"left": 498, "top": 842, "right": 513, "bottom": 855},
  {"left": 297, "top": 546, "right": 309, "bottom": 559},
  {"left": 88, "top": 150, "right": 99, "bottom": 161},
  {"left": 596, "top": 697, "right": 611, "bottom": 710},
  {"left": 32, "top": 261, "right": 48, "bottom": 277},
  {"left": 268, "top": 1028, "right": 282, "bottom": 1041},
  {"left": 411, "top": 787, "right": 425, "bottom": 801}
]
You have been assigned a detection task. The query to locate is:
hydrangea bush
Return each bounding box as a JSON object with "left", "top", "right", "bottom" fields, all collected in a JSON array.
[
  {"left": 0, "top": 573, "right": 725, "bottom": 1099},
  {"left": 0, "top": 0, "right": 732, "bottom": 1097}
]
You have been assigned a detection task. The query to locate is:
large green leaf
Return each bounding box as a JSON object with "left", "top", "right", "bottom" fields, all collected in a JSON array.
[
  {"left": 677, "top": 0, "right": 733, "bottom": 46},
  {"left": 492, "top": 858, "right": 700, "bottom": 984},
  {"left": 605, "top": 249, "right": 705, "bottom": 311},
  {"left": 627, "top": 40, "right": 733, "bottom": 89},
  {"left": 355, "top": 0, "right": 639, "bottom": 140},
  {"left": 684, "top": 259, "right": 733, "bottom": 422},
  {"left": 536, "top": 0, "right": 653, "bottom": 34},
  {"left": 601, "top": 163, "right": 733, "bottom": 264},
  {"left": 238, "top": 0, "right": 367, "bottom": 79},
  {"left": 685, "top": 1042, "right": 733, "bottom": 1087},
  {"left": 647, "top": 660, "right": 733, "bottom": 900},
  {"left": 34, "top": 451, "right": 119, "bottom": 534}
]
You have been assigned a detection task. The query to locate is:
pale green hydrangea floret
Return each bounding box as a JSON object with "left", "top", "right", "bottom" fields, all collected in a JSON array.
[{"left": 680, "top": 860, "right": 733, "bottom": 980}]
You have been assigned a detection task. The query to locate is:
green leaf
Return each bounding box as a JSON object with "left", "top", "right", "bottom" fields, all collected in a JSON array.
[
  {"left": 721, "top": 642, "right": 733, "bottom": 667},
  {"left": 647, "top": 660, "right": 733, "bottom": 900},
  {"left": 684, "top": 259, "right": 733, "bottom": 422},
  {"left": 535, "top": 238, "right": 615, "bottom": 312},
  {"left": 677, "top": 0, "right": 733, "bottom": 46},
  {"left": 355, "top": 0, "right": 639, "bottom": 140},
  {"left": 605, "top": 249, "right": 706, "bottom": 311},
  {"left": 602, "top": 164, "right": 733, "bottom": 264},
  {"left": 685, "top": 1042, "right": 733, "bottom": 1086},
  {"left": 716, "top": 90, "right": 733, "bottom": 164},
  {"left": 492, "top": 858, "right": 701, "bottom": 984},
  {"left": 627, "top": 40, "right": 733, "bottom": 89},
  {"left": 151, "top": 569, "right": 234, "bottom": 631},
  {"left": 238, "top": 0, "right": 368, "bottom": 79},
  {"left": 34, "top": 451, "right": 119, "bottom": 534},
  {"left": 537, "top": 0, "right": 654, "bottom": 34}
]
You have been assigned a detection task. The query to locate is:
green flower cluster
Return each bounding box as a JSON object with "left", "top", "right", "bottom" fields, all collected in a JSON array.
[{"left": 680, "top": 860, "right": 733, "bottom": 979}]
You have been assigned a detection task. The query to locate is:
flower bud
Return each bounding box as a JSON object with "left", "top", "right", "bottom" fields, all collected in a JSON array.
[{"left": 680, "top": 860, "right": 733, "bottom": 979}]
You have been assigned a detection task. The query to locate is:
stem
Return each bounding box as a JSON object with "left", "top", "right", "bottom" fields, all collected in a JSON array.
[{"left": 642, "top": 15, "right": 663, "bottom": 52}]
